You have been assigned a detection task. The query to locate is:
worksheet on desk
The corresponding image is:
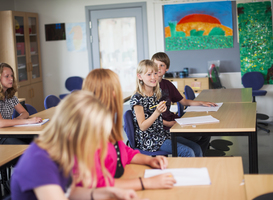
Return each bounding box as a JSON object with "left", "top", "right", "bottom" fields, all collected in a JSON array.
[
  {"left": 13, "top": 119, "right": 49, "bottom": 127},
  {"left": 144, "top": 168, "right": 211, "bottom": 186},
  {"left": 184, "top": 102, "right": 223, "bottom": 112}
]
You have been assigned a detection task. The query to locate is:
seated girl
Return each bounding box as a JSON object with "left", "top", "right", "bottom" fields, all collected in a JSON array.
[
  {"left": 11, "top": 91, "right": 139, "bottom": 200},
  {"left": 80, "top": 68, "right": 176, "bottom": 190}
]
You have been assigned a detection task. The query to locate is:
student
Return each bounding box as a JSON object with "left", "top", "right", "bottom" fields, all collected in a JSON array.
[
  {"left": 130, "top": 60, "right": 202, "bottom": 157},
  {"left": 81, "top": 68, "right": 176, "bottom": 190},
  {"left": 0, "top": 63, "right": 42, "bottom": 144},
  {"left": 11, "top": 91, "right": 139, "bottom": 200},
  {"left": 151, "top": 52, "right": 217, "bottom": 154}
]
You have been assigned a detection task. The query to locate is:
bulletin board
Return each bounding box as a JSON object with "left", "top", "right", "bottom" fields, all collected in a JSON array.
[{"left": 237, "top": 1, "right": 273, "bottom": 84}]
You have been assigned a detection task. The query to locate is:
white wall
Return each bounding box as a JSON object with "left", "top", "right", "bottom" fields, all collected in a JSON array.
[{"left": 5, "top": 0, "right": 273, "bottom": 117}]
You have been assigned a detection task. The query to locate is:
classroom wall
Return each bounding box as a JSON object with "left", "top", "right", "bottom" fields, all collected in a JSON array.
[{"left": 1, "top": 0, "right": 272, "bottom": 117}]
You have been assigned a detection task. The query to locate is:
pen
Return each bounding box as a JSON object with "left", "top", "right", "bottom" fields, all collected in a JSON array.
[{"left": 149, "top": 101, "right": 166, "bottom": 109}]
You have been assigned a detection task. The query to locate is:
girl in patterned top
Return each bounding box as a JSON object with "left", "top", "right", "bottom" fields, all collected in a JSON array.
[
  {"left": 0, "top": 63, "right": 42, "bottom": 144},
  {"left": 81, "top": 68, "right": 176, "bottom": 190},
  {"left": 130, "top": 60, "right": 202, "bottom": 157}
]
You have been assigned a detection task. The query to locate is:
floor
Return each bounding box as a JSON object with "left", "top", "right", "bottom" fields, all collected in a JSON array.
[
  {"left": 211, "top": 121, "right": 273, "bottom": 174},
  {"left": 122, "top": 117, "right": 273, "bottom": 174}
]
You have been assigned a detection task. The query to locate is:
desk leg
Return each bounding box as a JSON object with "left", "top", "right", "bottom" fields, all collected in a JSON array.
[
  {"left": 249, "top": 131, "right": 258, "bottom": 174},
  {"left": 171, "top": 134, "right": 178, "bottom": 157}
]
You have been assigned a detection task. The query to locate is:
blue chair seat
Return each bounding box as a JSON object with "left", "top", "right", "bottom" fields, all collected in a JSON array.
[
  {"left": 252, "top": 90, "right": 267, "bottom": 96},
  {"left": 44, "top": 95, "right": 60, "bottom": 109}
]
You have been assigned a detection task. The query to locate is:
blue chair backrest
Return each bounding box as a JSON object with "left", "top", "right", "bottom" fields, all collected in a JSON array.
[
  {"left": 44, "top": 95, "right": 60, "bottom": 109},
  {"left": 242, "top": 72, "right": 264, "bottom": 90},
  {"left": 123, "top": 110, "right": 169, "bottom": 156},
  {"left": 184, "top": 85, "right": 195, "bottom": 100},
  {"left": 12, "top": 104, "right": 38, "bottom": 119},
  {"left": 123, "top": 110, "right": 136, "bottom": 149},
  {"left": 177, "top": 102, "right": 184, "bottom": 118},
  {"left": 65, "top": 76, "right": 83, "bottom": 91}
]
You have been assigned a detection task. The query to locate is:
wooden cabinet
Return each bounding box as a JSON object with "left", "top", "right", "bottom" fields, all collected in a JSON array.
[
  {"left": 0, "top": 11, "right": 44, "bottom": 111},
  {"left": 165, "top": 77, "right": 209, "bottom": 96}
]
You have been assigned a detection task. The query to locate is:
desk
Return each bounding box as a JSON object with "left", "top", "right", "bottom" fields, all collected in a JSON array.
[
  {"left": 195, "top": 88, "right": 252, "bottom": 103},
  {"left": 121, "top": 157, "right": 246, "bottom": 200},
  {"left": 123, "top": 92, "right": 132, "bottom": 102},
  {"left": 170, "top": 102, "right": 258, "bottom": 173},
  {"left": 244, "top": 175, "right": 273, "bottom": 200},
  {"left": 0, "top": 145, "right": 28, "bottom": 197},
  {"left": 0, "top": 107, "right": 55, "bottom": 138}
]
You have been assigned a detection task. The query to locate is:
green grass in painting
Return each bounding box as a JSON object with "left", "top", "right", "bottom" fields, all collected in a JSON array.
[{"left": 165, "top": 35, "right": 233, "bottom": 51}]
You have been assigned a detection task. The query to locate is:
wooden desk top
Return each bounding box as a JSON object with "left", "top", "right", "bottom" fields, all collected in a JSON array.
[
  {"left": 0, "top": 107, "right": 55, "bottom": 135},
  {"left": 0, "top": 145, "right": 28, "bottom": 166},
  {"left": 18, "top": 98, "right": 26, "bottom": 103},
  {"left": 195, "top": 88, "right": 252, "bottom": 103},
  {"left": 245, "top": 175, "right": 273, "bottom": 200},
  {"left": 171, "top": 102, "right": 256, "bottom": 133},
  {"left": 122, "top": 157, "right": 246, "bottom": 200}
]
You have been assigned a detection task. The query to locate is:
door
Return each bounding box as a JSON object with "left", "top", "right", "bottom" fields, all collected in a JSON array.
[{"left": 86, "top": 2, "right": 149, "bottom": 92}]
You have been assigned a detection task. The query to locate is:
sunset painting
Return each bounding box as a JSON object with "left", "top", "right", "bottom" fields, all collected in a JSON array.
[{"left": 164, "top": 2, "right": 233, "bottom": 51}]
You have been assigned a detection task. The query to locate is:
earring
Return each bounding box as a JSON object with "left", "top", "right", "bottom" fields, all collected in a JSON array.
[{"left": 140, "top": 80, "right": 143, "bottom": 85}]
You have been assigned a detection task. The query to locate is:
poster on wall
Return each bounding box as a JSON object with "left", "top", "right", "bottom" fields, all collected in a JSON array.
[
  {"left": 237, "top": 1, "right": 273, "bottom": 84},
  {"left": 65, "top": 22, "right": 87, "bottom": 52},
  {"left": 164, "top": 1, "right": 233, "bottom": 51}
]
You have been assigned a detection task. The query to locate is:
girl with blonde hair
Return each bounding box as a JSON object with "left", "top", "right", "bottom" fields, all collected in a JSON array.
[
  {"left": 0, "top": 62, "right": 42, "bottom": 144},
  {"left": 11, "top": 90, "right": 138, "bottom": 200},
  {"left": 82, "top": 68, "right": 176, "bottom": 190},
  {"left": 131, "top": 60, "right": 202, "bottom": 157}
]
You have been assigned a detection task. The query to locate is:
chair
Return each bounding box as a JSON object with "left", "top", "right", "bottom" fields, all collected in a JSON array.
[
  {"left": 184, "top": 85, "right": 232, "bottom": 154},
  {"left": 12, "top": 104, "right": 38, "bottom": 119},
  {"left": 44, "top": 95, "right": 60, "bottom": 109},
  {"left": 123, "top": 110, "right": 169, "bottom": 156},
  {"left": 242, "top": 72, "right": 270, "bottom": 133},
  {"left": 184, "top": 85, "right": 196, "bottom": 100},
  {"left": 59, "top": 76, "right": 83, "bottom": 99}
]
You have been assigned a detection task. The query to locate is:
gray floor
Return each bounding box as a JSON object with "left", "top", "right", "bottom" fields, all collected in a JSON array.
[
  {"left": 211, "top": 122, "right": 273, "bottom": 174},
  {"left": 122, "top": 119, "right": 273, "bottom": 174}
]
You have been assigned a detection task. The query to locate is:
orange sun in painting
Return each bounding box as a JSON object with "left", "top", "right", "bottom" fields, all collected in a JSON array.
[{"left": 165, "top": 13, "right": 233, "bottom": 37}]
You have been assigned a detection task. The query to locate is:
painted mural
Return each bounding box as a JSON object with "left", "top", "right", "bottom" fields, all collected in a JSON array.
[
  {"left": 164, "top": 1, "right": 233, "bottom": 51},
  {"left": 237, "top": 1, "right": 273, "bottom": 84}
]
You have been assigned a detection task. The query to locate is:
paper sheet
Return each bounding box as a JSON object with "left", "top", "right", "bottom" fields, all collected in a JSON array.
[
  {"left": 184, "top": 103, "right": 223, "bottom": 112},
  {"left": 14, "top": 119, "right": 49, "bottom": 127},
  {"left": 144, "top": 168, "right": 211, "bottom": 186},
  {"left": 175, "top": 115, "right": 219, "bottom": 126}
]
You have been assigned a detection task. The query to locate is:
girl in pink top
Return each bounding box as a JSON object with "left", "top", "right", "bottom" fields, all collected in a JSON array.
[{"left": 81, "top": 69, "right": 176, "bottom": 190}]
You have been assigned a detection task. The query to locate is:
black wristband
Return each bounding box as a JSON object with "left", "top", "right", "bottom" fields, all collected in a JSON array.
[
  {"left": 91, "top": 189, "right": 94, "bottom": 200},
  {"left": 139, "top": 177, "right": 145, "bottom": 190}
]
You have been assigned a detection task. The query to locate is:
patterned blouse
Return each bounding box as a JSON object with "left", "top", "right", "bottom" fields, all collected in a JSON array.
[
  {"left": 130, "top": 93, "right": 170, "bottom": 152},
  {"left": 0, "top": 96, "right": 19, "bottom": 119}
]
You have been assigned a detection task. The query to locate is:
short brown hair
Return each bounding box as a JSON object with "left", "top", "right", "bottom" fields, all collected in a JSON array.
[{"left": 151, "top": 52, "right": 170, "bottom": 69}]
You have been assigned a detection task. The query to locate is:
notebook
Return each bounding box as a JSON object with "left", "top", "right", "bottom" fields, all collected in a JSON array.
[{"left": 14, "top": 119, "right": 49, "bottom": 127}]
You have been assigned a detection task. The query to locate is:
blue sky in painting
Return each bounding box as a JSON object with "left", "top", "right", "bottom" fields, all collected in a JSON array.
[{"left": 163, "top": 1, "right": 232, "bottom": 29}]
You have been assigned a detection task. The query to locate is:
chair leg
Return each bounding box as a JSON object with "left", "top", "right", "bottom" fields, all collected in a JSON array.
[{"left": 257, "top": 124, "right": 270, "bottom": 133}]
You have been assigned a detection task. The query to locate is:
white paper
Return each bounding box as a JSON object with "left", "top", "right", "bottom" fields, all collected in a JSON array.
[
  {"left": 184, "top": 103, "right": 223, "bottom": 112},
  {"left": 144, "top": 168, "right": 211, "bottom": 186},
  {"left": 170, "top": 104, "right": 178, "bottom": 113},
  {"left": 175, "top": 115, "right": 219, "bottom": 126},
  {"left": 14, "top": 119, "right": 49, "bottom": 127},
  {"left": 171, "top": 81, "right": 178, "bottom": 88}
]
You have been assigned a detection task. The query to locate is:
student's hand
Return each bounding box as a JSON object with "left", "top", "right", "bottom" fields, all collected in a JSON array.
[
  {"left": 156, "top": 101, "right": 167, "bottom": 114},
  {"left": 148, "top": 156, "right": 168, "bottom": 169},
  {"left": 110, "top": 187, "right": 146, "bottom": 200},
  {"left": 144, "top": 173, "right": 176, "bottom": 189},
  {"left": 201, "top": 101, "right": 217, "bottom": 107},
  {"left": 27, "top": 117, "right": 43, "bottom": 124}
]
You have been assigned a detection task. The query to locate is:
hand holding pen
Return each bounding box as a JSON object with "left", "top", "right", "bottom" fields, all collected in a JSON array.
[{"left": 154, "top": 101, "right": 167, "bottom": 114}]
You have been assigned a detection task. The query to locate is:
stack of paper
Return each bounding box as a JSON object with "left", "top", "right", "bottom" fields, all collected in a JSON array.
[
  {"left": 184, "top": 102, "right": 223, "bottom": 112},
  {"left": 144, "top": 168, "right": 211, "bottom": 186},
  {"left": 14, "top": 119, "right": 49, "bottom": 127},
  {"left": 175, "top": 115, "right": 219, "bottom": 126}
]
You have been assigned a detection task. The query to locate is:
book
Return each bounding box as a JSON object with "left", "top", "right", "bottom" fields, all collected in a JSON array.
[{"left": 14, "top": 119, "right": 49, "bottom": 127}]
